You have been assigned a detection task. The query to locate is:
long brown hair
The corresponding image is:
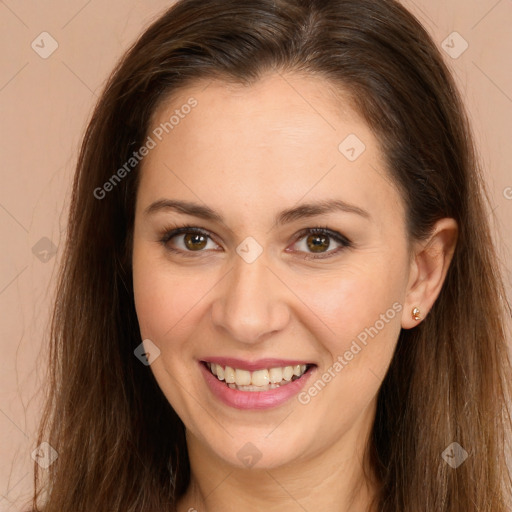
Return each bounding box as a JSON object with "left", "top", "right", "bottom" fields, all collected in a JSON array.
[{"left": 30, "top": 0, "right": 512, "bottom": 510}]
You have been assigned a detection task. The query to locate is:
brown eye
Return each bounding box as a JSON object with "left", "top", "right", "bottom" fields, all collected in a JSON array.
[
  {"left": 160, "top": 226, "right": 220, "bottom": 255},
  {"left": 183, "top": 232, "right": 208, "bottom": 251},
  {"left": 290, "top": 228, "right": 352, "bottom": 259},
  {"left": 305, "top": 233, "right": 330, "bottom": 253}
]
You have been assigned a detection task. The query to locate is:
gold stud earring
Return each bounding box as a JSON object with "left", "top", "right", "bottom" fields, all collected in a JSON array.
[{"left": 411, "top": 307, "right": 421, "bottom": 321}]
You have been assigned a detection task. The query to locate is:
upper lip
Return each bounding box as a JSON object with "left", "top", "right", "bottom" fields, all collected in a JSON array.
[{"left": 201, "top": 357, "right": 315, "bottom": 371}]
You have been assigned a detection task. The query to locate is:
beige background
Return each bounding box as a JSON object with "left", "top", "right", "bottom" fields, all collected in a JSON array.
[{"left": 1, "top": 0, "right": 511, "bottom": 509}]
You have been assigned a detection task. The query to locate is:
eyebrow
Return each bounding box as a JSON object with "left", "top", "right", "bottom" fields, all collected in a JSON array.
[{"left": 144, "top": 198, "right": 371, "bottom": 225}]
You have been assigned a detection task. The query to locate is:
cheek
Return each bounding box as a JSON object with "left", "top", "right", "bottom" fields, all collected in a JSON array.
[
  {"left": 294, "top": 271, "right": 404, "bottom": 434},
  {"left": 131, "top": 249, "right": 216, "bottom": 417},
  {"left": 291, "top": 259, "right": 407, "bottom": 405},
  {"left": 295, "top": 262, "right": 405, "bottom": 344},
  {"left": 132, "top": 250, "right": 217, "bottom": 347}
]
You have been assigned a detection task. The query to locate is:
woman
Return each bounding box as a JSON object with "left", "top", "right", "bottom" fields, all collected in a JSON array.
[{"left": 30, "top": 0, "right": 512, "bottom": 510}]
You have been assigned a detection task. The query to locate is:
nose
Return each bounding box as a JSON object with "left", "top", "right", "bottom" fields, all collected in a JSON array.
[{"left": 210, "top": 252, "right": 290, "bottom": 345}]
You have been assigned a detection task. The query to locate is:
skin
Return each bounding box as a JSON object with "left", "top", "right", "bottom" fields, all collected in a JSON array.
[{"left": 131, "top": 72, "right": 457, "bottom": 512}]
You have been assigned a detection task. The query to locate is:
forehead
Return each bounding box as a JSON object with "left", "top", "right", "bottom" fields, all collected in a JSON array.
[
  {"left": 137, "top": 72, "right": 403, "bottom": 228},
  {"left": 149, "top": 72, "right": 363, "bottom": 155}
]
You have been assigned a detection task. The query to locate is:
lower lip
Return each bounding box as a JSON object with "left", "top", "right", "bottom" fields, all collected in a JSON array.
[{"left": 199, "top": 361, "right": 316, "bottom": 410}]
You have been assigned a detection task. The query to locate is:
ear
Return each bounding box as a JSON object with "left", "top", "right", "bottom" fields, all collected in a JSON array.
[{"left": 401, "top": 218, "right": 458, "bottom": 329}]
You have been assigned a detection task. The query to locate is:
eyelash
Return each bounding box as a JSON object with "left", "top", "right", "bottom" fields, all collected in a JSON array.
[{"left": 157, "top": 224, "right": 352, "bottom": 260}]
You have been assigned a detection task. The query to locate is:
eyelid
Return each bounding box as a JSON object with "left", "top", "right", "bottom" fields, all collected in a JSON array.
[
  {"left": 159, "top": 225, "right": 216, "bottom": 243},
  {"left": 291, "top": 227, "right": 351, "bottom": 246}
]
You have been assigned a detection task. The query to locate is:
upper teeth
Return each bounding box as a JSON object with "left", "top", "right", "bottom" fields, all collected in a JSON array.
[{"left": 207, "top": 363, "right": 308, "bottom": 387}]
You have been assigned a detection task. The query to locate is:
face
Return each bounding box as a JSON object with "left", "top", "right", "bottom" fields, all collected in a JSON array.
[{"left": 132, "top": 72, "right": 412, "bottom": 470}]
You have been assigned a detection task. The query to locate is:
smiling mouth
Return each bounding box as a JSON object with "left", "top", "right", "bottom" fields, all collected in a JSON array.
[{"left": 202, "top": 361, "right": 315, "bottom": 392}]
